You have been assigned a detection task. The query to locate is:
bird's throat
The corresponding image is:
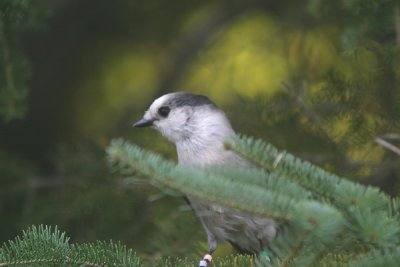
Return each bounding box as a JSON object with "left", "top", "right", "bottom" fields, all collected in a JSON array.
[{"left": 176, "top": 137, "right": 224, "bottom": 166}]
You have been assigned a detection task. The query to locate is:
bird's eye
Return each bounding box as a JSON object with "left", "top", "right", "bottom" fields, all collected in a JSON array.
[{"left": 158, "top": 106, "right": 170, "bottom": 118}]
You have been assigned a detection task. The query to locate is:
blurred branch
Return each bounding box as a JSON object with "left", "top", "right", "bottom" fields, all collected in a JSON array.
[
  {"left": 27, "top": 176, "right": 71, "bottom": 189},
  {"left": 0, "top": 16, "right": 17, "bottom": 119},
  {"left": 281, "top": 81, "right": 345, "bottom": 155},
  {"left": 395, "top": 3, "right": 400, "bottom": 45},
  {"left": 379, "top": 133, "right": 400, "bottom": 141},
  {"left": 282, "top": 82, "right": 326, "bottom": 132},
  {"left": 375, "top": 136, "right": 400, "bottom": 157}
]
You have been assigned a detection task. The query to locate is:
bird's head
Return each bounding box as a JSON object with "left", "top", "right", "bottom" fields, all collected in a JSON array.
[{"left": 133, "top": 92, "right": 234, "bottom": 144}]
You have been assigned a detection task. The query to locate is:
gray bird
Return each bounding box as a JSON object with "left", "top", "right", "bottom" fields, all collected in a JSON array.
[{"left": 133, "top": 92, "right": 276, "bottom": 265}]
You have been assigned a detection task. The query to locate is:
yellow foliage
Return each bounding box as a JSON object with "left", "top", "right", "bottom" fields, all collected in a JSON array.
[
  {"left": 325, "top": 115, "right": 353, "bottom": 142},
  {"left": 179, "top": 12, "right": 349, "bottom": 105},
  {"left": 287, "top": 27, "right": 339, "bottom": 78},
  {"left": 326, "top": 114, "right": 385, "bottom": 177},
  {"left": 179, "top": 12, "right": 289, "bottom": 104},
  {"left": 336, "top": 46, "right": 379, "bottom": 83}
]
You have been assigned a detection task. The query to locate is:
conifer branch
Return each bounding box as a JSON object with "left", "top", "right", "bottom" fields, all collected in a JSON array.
[
  {"left": 225, "top": 135, "right": 393, "bottom": 211},
  {"left": 107, "top": 139, "right": 348, "bottom": 264},
  {"left": 0, "top": 225, "right": 142, "bottom": 267},
  {"left": 107, "top": 139, "right": 291, "bottom": 221},
  {"left": 280, "top": 229, "right": 311, "bottom": 267},
  {"left": 106, "top": 137, "right": 400, "bottom": 265},
  {"left": 224, "top": 135, "right": 335, "bottom": 200},
  {"left": 226, "top": 135, "right": 400, "bottom": 248},
  {"left": 347, "top": 248, "right": 400, "bottom": 267},
  {"left": 0, "top": 225, "right": 262, "bottom": 267}
]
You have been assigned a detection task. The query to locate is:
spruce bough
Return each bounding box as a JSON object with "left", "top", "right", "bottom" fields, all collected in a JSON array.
[
  {"left": 106, "top": 135, "right": 400, "bottom": 266},
  {"left": 2, "top": 135, "right": 400, "bottom": 266}
]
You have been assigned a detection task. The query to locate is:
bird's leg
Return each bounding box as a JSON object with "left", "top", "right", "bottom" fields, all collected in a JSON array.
[
  {"left": 199, "top": 254, "right": 212, "bottom": 267},
  {"left": 258, "top": 239, "right": 271, "bottom": 263},
  {"left": 207, "top": 230, "right": 217, "bottom": 254},
  {"left": 199, "top": 231, "right": 217, "bottom": 267}
]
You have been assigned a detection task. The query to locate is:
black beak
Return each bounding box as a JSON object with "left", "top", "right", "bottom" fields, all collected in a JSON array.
[{"left": 133, "top": 118, "right": 154, "bottom": 128}]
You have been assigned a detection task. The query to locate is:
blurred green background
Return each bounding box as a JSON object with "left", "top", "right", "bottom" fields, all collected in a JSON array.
[{"left": 1, "top": 0, "right": 400, "bottom": 263}]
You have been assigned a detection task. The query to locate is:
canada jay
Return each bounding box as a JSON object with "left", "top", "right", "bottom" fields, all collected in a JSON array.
[{"left": 133, "top": 92, "right": 276, "bottom": 265}]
